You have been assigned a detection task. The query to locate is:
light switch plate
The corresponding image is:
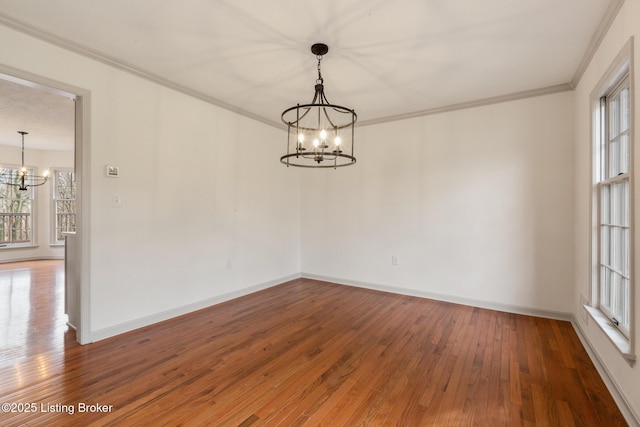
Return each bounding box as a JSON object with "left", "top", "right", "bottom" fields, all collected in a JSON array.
[{"left": 111, "top": 193, "right": 123, "bottom": 208}]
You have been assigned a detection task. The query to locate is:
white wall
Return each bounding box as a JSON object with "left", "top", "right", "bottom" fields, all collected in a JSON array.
[
  {"left": 573, "top": 0, "right": 640, "bottom": 420},
  {"left": 302, "top": 92, "right": 575, "bottom": 314},
  {"left": 0, "top": 145, "right": 73, "bottom": 262},
  {"left": 0, "top": 24, "right": 301, "bottom": 338}
]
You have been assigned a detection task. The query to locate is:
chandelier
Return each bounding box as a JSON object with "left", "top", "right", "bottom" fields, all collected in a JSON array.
[
  {"left": 0, "top": 131, "right": 49, "bottom": 191},
  {"left": 281, "top": 43, "right": 357, "bottom": 168}
]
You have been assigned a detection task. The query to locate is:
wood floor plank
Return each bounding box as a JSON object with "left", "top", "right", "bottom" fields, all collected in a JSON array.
[{"left": 0, "top": 261, "right": 628, "bottom": 426}]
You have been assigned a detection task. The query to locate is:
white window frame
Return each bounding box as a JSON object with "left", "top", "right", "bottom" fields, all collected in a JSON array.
[
  {"left": 0, "top": 164, "right": 36, "bottom": 248},
  {"left": 588, "top": 39, "right": 636, "bottom": 361},
  {"left": 598, "top": 78, "right": 631, "bottom": 337},
  {"left": 51, "top": 168, "right": 76, "bottom": 245}
]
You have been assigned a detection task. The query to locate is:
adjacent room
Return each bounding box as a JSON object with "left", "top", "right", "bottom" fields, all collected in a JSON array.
[{"left": 0, "top": 0, "right": 639, "bottom": 425}]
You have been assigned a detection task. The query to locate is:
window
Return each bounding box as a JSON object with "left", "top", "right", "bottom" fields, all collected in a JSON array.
[
  {"left": 52, "top": 169, "right": 76, "bottom": 244},
  {"left": 0, "top": 167, "right": 34, "bottom": 247},
  {"left": 596, "top": 76, "right": 631, "bottom": 338}
]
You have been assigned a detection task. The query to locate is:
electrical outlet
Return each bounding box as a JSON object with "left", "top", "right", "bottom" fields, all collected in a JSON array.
[{"left": 392, "top": 255, "right": 399, "bottom": 266}]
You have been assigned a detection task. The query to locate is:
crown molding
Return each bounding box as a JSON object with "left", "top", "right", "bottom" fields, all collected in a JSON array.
[
  {"left": 0, "top": 13, "right": 283, "bottom": 130},
  {"left": 0, "top": 3, "right": 621, "bottom": 130},
  {"left": 571, "top": 0, "right": 626, "bottom": 88},
  {"left": 357, "top": 83, "right": 573, "bottom": 127}
]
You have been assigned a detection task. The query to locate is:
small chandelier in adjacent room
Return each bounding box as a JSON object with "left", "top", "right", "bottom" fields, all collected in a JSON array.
[
  {"left": 0, "top": 131, "right": 49, "bottom": 191},
  {"left": 281, "top": 43, "right": 357, "bottom": 168}
]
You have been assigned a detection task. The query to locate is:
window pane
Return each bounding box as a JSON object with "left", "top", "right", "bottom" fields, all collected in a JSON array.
[
  {"left": 611, "top": 227, "right": 620, "bottom": 270},
  {"left": 623, "top": 180, "right": 630, "bottom": 226},
  {"left": 601, "top": 266, "right": 611, "bottom": 308},
  {"left": 601, "top": 226, "right": 610, "bottom": 265},
  {"left": 623, "top": 278, "right": 630, "bottom": 325},
  {"left": 601, "top": 185, "right": 610, "bottom": 223},
  {"left": 53, "top": 170, "right": 77, "bottom": 243},
  {"left": 609, "top": 138, "right": 620, "bottom": 177},
  {"left": 620, "top": 133, "right": 629, "bottom": 174},
  {"left": 623, "top": 228, "right": 629, "bottom": 276},
  {"left": 625, "top": 228, "right": 630, "bottom": 276},
  {"left": 620, "top": 88, "right": 629, "bottom": 132},
  {"left": 55, "top": 171, "right": 75, "bottom": 199},
  {"left": 10, "top": 200, "right": 30, "bottom": 214},
  {"left": 610, "top": 183, "right": 617, "bottom": 226},
  {"left": 0, "top": 166, "right": 34, "bottom": 246},
  {"left": 609, "top": 96, "right": 620, "bottom": 138}
]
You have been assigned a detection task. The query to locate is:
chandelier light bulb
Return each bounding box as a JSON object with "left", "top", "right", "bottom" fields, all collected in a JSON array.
[
  {"left": 320, "top": 129, "right": 327, "bottom": 140},
  {"left": 335, "top": 136, "right": 342, "bottom": 146},
  {"left": 298, "top": 133, "right": 304, "bottom": 143},
  {"left": 313, "top": 138, "right": 320, "bottom": 148}
]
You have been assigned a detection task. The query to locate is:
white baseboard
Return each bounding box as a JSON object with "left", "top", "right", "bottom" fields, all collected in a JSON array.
[
  {"left": 571, "top": 317, "right": 640, "bottom": 427},
  {"left": 90, "top": 273, "right": 301, "bottom": 342},
  {"left": 302, "top": 273, "right": 573, "bottom": 321}
]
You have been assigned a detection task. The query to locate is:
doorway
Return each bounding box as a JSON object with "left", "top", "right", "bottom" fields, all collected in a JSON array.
[{"left": 0, "top": 66, "right": 89, "bottom": 344}]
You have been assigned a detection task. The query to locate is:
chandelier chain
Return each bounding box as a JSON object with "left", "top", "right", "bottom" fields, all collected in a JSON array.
[{"left": 316, "top": 54, "right": 323, "bottom": 85}]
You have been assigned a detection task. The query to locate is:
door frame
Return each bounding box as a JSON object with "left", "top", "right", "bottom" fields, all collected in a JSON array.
[{"left": 0, "top": 63, "right": 91, "bottom": 344}]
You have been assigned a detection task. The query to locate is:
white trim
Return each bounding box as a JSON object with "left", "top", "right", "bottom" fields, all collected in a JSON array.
[
  {"left": 358, "top": 84, "right": 573, "bottom": 127},
  {"left": 0, "top": 255, "right": 63, "bottom": 263},
  {"left": 90, "top": 273, "right": 301, "bottom": 342},
  {"left": 572, "top": 316, "right": 640, "bottom": 427},
  {"left": 0, "top": 244, "right": 38, "bottom": 250},
  {"left": 0, "top": 13, "right": 277, "bottom": 130},
  {"left": 0, "top": 71, "right": 76, "bottom": 100},
  {"left": 74, "top": 90, "right": 91, "bottom": 345},
  {"left": 589, "top": 37, "right": 636, "bottom": 358},
  {"left": 302, "top": 273, "right": 573, "bottom": 321},
  {"left": 571, "top": 0, "right": 626, "bottom": 88},
  {"left": 584, "top": 304, "right": 635, "bottom": 361}
]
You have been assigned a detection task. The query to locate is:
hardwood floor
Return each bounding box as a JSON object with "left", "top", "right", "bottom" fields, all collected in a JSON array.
[{"left": 0, "top": 261, "right": 627, "bottom": 426}]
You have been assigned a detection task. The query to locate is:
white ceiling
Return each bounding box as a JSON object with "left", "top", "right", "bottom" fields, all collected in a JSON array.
[
  {"left": 0, "top": 0, "right": 622, "bottom": 151},
  {"left": 0, "top": 77, "right": 75, "bottom": 151}
]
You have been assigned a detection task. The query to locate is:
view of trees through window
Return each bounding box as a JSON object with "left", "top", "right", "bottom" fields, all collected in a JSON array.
[
  {"left": 54, "top": 169, "right": 76, "bottom": 242},
  {"left": 0, "top": 167, "right": 33, "bottom": 245}
]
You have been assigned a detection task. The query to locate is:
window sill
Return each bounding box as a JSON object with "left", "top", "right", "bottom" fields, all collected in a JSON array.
[
  {"left": 0, "top": 244, "right": 37, "bottom": 250},
  {"left": 584, "top": 305, "right": 636, "bottom": 364}
]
